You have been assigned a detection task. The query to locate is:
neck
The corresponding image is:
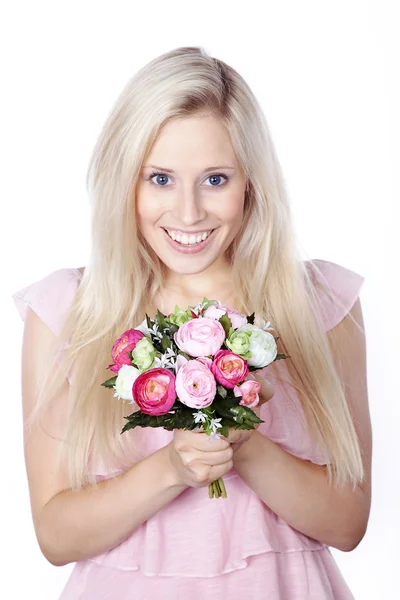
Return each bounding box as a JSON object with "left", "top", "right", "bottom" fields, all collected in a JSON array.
[
  {"left": 162, "top": 255, "right": 232, "bottom": 298},
  {"left": 149, "top": 270, "right": 240, "bottom": 316}
]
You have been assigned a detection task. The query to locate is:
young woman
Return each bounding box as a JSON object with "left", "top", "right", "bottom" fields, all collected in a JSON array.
[{"left": 12, "top": 46, "right": 371, "bottom": 599}]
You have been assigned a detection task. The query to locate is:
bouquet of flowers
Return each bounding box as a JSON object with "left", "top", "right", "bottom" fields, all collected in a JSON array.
[{"left": 102, "top": 298, "right": 290, "bottom": 498}]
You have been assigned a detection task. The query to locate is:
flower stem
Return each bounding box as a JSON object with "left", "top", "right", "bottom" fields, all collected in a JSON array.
[
  {"left": 208, "top": 477, "right": 227, "bottom": 499},
  {"left": 219, "top": 477, "right": 227, "bottom": 498}
]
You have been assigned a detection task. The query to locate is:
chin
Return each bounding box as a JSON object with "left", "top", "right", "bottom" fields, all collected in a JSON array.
[{"left": 161, "top": 258, "right": 215, "bottom": 275}]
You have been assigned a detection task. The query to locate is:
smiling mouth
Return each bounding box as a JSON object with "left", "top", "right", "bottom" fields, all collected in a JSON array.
[{"left": 162, "top": 228, "right": 216, "bottom": 245}]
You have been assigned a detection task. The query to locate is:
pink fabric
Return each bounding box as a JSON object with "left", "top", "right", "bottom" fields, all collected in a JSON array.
[{"left": 12, "top": 259, "right": 364, "bottom": 599}]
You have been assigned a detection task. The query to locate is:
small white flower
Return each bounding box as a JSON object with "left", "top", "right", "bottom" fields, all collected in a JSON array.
[
  {"left": 150, "top": 322, "right": 163, "bottom": 340},
  {"left": 191, "top": 299, "right": 210, "bottom": 316},
  {"left": 210, "top": 418, "right": 222, "bottom": 431},
  {"left": 193, "top": 411, "right": 207, "bottom": 424},
  {"left": 151, "top": 346, "right": 177, "bottom": 370},
  {"left": 151, "top": 356, "right": 163, "bottom": 368},
  {"left": 261, "top": 319, "right": 274, "bottom": 332},
  {"left": 208, "top": 431, "right": 222, "bottom": 441}
]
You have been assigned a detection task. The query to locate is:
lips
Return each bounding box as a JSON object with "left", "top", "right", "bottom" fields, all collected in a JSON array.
[
  {"left": 162, "top": 227, "right": 218, "bottom": 254},
  {"left": 163, "top": 228, "right": 214, "bottom": 244}
]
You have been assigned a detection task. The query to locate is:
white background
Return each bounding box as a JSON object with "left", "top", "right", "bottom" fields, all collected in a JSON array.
[{"left": 2, "top": 1, "right": 399, "bottom": 598}]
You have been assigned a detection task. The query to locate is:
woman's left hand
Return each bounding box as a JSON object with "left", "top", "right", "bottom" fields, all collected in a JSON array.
[{"left": 224, "top": 372, "right": 275, "bottom": 453}]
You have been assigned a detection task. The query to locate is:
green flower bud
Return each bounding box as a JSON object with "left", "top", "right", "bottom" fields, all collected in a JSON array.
[
  {"left": 132, "top": 337, "right": 157, "bottom": 371},
  {"left": 225, "top": 330, "right": 252, "bottom": 358},
  {"left": 167, "top": 305, "right": 192, "bottom": 326}
]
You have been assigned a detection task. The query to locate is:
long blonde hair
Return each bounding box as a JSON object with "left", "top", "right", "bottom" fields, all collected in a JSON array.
[{"left": 27, "top": 46, "right": 365, "bottom": 491}]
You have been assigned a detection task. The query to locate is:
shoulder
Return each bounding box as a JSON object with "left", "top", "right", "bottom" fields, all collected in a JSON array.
[
  {"left": 304, "top": 258, "right": 365, "bottom": 332},
  {"left": 12, "top": 267, "right": 84, "bottom": 337}
]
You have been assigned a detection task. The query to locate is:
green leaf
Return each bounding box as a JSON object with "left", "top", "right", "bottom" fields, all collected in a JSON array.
[
  {"left": 247, "top": 312, "right": 255, "bottom": 324},
  {"left": 101, "top": 376, "right": 117, "bottom": 388},
  {"left": 213, "top": 393, "right": 241, "bottom": 411},
  {"left": 217, "top": 385, "right": 227, "bottom": 399},
  {"left": 219, "top": 417, "right": 255, "bottom": 431},
  {"left": 156, "top": 309, "right": 169, "bottom": 331},
  {"left": 145, "top": 313, "right": 153, "bottom": 330},
  {"left": 169, "top": 323, "right": 179, "bottom": 336},
  {"left": 219, "top": 313, "right": 233, "bottom": 337},
  {"left": 275, "top": 353, "right": 291, "bottom": 361},
  {"left": 219, "top": 425, "right": 230, "bottom": 438},
  {"left": 241, "top": 406, "right": 264, "bottom": 423},
  {"left": 161, "top": 333, "right": 172, "bottom": 352}
]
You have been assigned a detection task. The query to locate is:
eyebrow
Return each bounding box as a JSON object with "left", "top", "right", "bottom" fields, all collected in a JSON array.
[{"left": 143, "top": 165, "right": 236, "bottom": 173}]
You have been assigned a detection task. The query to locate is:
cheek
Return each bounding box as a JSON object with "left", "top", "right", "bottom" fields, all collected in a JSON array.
[
  {"left": 221, "top": 195, "right": 245, "bottom": 228},
  {"left": 136, "top": 192, "right": 161, "bottom": 226}
]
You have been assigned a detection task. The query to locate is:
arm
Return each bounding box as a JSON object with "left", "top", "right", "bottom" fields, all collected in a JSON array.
[
  {"left": 232, "top": 297, "right": 372, "bottom": 552},
  {"left": 40, "top": 444, "right": 186, "bottom": 566},
  {"left": 22, "top": 307, "right": 187, "bottom": 567}
]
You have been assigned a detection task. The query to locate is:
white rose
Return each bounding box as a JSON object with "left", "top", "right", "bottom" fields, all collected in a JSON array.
[
  {"left": 113, "top": 364, "right": 141, "bottom": 402},
  {"left": 234, "top": 323, "right": 277, "bottom": 368}
]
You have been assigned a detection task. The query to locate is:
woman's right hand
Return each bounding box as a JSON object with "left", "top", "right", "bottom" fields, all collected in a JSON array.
[{"left": 166, "top": 428, "right": 234, "bottom": 489}]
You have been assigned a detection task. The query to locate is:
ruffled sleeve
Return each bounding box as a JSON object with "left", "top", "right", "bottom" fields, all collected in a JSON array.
[
  {"left": 12, "top": 268, "right": 83, "bottom": 336},
  {"left": 12, "top": 268, "right": 83, "bottom": 382},
  {"left": 305, "top": 258, "right": 365, "bottom": 331}
]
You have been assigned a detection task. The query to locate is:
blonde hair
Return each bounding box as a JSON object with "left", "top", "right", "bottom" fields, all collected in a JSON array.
[{"left": 28, "top": 46, "right": 365, "bottom": 491}]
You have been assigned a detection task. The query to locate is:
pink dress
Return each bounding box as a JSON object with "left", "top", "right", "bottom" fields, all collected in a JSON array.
[{"left": 12, "top": 258, "right": 365, "bottom": 600}]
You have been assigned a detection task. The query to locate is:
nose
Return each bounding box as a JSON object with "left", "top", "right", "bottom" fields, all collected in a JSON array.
[{"left": 171, "top": 185, "right": 207, "bottom": 226}]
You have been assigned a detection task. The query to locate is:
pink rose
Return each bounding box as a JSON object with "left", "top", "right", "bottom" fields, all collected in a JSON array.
[
  {"left": 233, "top": 380, "right": 261, "bottom": 408},
  {"left": 174, "top": 317, "right": 225, "bottom": 357},
  {"left": 132, "top": 368, "right": 176, "bottom": 416},
  {"left": 175, "top": 359, "right": 217, "bottom": 409},
  {"left": 211, "top": 349, "right": 248, "bottom": 389},
  {"left": 203, "top": 304, "right": 248, "bottom": 329},
  {"left": 108, "top": 329, "right": 145, "bottom": 374}
]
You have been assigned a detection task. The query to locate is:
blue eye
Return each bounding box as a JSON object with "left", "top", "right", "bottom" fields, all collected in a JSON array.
[
  {"left": 204, "top": 174, "right": 228, "bottom": 187},
  {"left": 149, "top": 172, "right": 171, "bottom": 186},
  {"left": 148, "top": 172, "right": 229, "bottom": 187}
]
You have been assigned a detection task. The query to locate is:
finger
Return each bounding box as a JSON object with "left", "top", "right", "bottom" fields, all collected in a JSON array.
[
  {"left": 179, "top": 430, "right": 231, "bottom": 452},
  {"left": 194, "top": 447, "right": 233, "bottom": 466},
  {"left": 209, "top": 460, "right": 234, "bottom": 481},
  {"left": 220, "top": 429, "right": 244, "bottom": 444}
]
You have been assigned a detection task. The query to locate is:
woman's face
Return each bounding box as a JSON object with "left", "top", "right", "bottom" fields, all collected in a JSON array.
[{"left": 136, "top": 113, "right": 247, "bottom": 280}]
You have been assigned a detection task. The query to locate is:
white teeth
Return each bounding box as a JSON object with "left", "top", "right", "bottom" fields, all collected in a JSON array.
[{"left": 166, "top": 229, "right": 213, "bottom": 245}]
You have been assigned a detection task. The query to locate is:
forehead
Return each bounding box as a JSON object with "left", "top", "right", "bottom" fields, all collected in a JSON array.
[{"left": 144, "top": 114, "right": 239, "bottom": 170}]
